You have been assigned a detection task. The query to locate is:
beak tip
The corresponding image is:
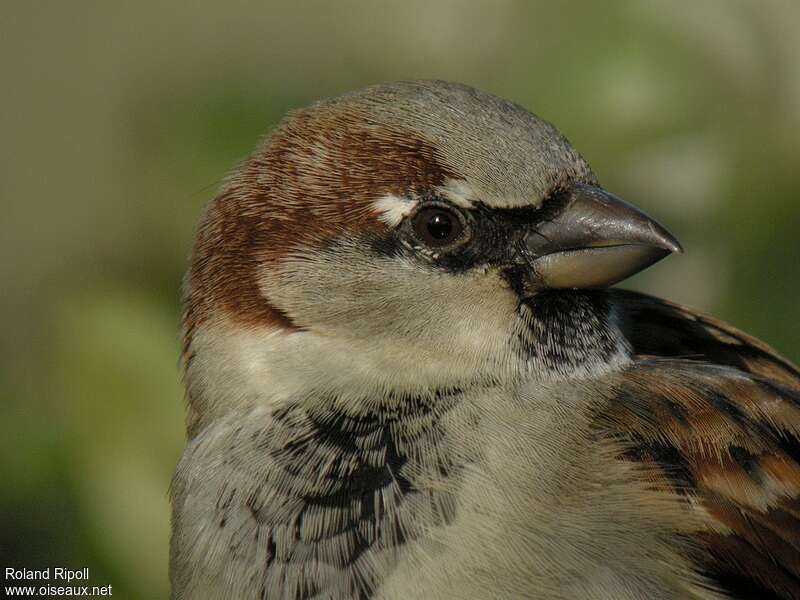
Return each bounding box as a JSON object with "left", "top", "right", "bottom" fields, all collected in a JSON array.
[
  {"left": 646, "top": 219, "right": 683, "bottom": 255},
  {"left": 660, "top": 233, "right": 684, "bottom": 255}
]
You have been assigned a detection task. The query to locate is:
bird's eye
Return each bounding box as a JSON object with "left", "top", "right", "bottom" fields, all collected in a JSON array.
[{"left": 412, "top": 206, "right": 465, "bottom": 247}]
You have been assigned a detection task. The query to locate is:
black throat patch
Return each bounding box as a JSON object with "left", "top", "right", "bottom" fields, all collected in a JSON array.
[{"left": 515, "top": 290, "right": 626, "bottom": 375}]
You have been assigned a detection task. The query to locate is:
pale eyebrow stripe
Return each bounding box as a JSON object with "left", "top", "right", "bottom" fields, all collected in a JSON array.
[
  {"left": 372, "top": 194, "right": 418, "bottom": 226},
  {"left": 437, "top": 179, "right": 475, "bottom": 209},
  {"left": 437, "top": 178, "right": 545, "bottom": 210}
]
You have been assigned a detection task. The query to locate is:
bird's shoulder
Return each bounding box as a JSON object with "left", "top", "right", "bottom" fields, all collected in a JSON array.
[{"left": 602, "top": 290, "right": 800, "bottom": 599}]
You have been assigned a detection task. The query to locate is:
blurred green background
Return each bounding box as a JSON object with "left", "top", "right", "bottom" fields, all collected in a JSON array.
[{"left": 2, "top": 1, "right": 799, "bottom": 597}]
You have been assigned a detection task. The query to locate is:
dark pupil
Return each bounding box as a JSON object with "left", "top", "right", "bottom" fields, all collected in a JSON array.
[{"left": 427, "top": 212, "right": 453, "bottom": 240}]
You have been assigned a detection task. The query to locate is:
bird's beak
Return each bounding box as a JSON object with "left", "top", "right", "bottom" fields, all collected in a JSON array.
[{"left": 521, "top": 183, "right": 682, "bottom": 290}]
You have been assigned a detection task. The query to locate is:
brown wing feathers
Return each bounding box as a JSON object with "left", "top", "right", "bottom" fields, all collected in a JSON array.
[{"left": 606, "top": 291, "right": 800, "bottom": 599}]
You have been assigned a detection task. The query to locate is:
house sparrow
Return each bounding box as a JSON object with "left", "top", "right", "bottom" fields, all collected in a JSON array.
[{"left": 170, "top": 80, "right": 800, "bottom": 600}]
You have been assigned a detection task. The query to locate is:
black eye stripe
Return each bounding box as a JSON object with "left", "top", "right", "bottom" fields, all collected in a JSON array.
[{"left": 379, "top": 196, "right": 564, "bottom": 272}]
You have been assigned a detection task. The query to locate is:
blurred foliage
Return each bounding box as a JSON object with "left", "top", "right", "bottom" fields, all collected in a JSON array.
[{"left": 1, "top": 1, "right": 799, "bottom": 597}]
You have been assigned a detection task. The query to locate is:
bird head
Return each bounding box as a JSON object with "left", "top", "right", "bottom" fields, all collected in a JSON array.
[{"left": 182, "top": 81, "right": 681, "bottom": 433}]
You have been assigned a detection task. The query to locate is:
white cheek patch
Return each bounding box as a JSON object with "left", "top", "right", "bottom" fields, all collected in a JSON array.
[{"left": 372, "top": 194, "right": 418, "bottom": 227}]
